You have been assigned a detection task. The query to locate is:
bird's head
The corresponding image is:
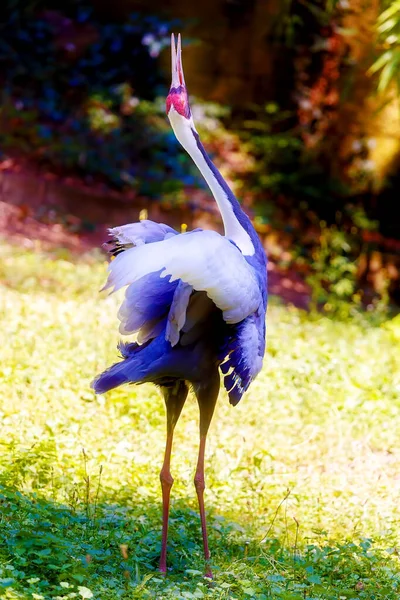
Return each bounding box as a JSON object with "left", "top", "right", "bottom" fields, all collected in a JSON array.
[{"left": 166, "top": 33, "right": 192, "bottom": 122}]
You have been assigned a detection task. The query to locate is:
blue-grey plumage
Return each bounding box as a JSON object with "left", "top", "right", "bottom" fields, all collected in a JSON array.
[{"left": 91, "top": 33, "right": 267, "bottom": 577}]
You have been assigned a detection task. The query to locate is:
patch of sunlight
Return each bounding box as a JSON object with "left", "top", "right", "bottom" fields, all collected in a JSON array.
[{"left": 0, "top": 241, "right": 399, "bottom": 599}]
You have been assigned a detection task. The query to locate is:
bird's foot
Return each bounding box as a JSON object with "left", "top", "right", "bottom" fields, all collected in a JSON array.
[{"left": 204, "top": 563, "right": 213, "bottom": 581}]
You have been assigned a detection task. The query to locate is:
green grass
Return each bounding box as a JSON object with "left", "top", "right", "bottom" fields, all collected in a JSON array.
[{"left": 1, "top": 241, "right": 400, "bottom": 599}]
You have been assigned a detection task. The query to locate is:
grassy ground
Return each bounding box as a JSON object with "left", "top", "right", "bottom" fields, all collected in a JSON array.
[{"left": 1, "top": 241, "right": 400, "bottom": 599}]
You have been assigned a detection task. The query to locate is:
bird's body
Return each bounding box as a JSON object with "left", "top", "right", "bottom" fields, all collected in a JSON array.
[
  {"left": 92, "top": 34, "right": 267, "bottom": 577},
  {"left": 94, "top": 226, "right": 266, "bottom": 403}
]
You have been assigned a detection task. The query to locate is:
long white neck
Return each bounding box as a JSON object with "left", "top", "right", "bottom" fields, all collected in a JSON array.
[{"left": 168, "top": 110, "right": 255, "bottom": 256}]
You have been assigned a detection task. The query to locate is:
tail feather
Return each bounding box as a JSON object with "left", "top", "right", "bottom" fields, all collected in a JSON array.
[
  {"left": 91, "top": 360, "right": 131, "bottom": 394},
  {"left": 91, "top": 336, "right": 171, "bottom": 394},
  {"left": 91, "top": 341, "right": 142, "bottom": 394}
]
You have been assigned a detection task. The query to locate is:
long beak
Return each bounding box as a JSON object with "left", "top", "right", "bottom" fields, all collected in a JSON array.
[{"left": 171, "top": 33, "right": 185, "bottom": 88}]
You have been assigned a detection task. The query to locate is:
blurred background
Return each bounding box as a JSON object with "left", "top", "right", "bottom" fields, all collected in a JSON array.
[{"left": 1, "top": 0, "right": 400, "bottom": 314}]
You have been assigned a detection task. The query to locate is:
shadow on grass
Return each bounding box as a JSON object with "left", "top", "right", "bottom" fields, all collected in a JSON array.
[
  {"left": 1, "top": 482, "right": 400, "bottom": 598},
  {"left": 0, "top": 482, "right": 246, "bottom": 576}
]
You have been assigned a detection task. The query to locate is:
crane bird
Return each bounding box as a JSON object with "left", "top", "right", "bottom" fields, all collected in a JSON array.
[{"left": 92, "top": 34, "right": 267, "bottom": 577}]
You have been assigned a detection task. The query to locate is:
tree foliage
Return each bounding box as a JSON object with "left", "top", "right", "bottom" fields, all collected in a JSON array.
[
  {"left": 370, "top": 1, "right": 400, "bottom": 96},
  {"left": 0, "top": 1, "right": 197, "bottom": 195}
]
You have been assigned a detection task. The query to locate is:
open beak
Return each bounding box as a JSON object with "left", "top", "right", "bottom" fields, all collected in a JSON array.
[
  {"left": 166, "top": 33, "right": 191, "bottom": 118},
  {"left": 170, "top": 33, "right": 186, "bottom": 89}
]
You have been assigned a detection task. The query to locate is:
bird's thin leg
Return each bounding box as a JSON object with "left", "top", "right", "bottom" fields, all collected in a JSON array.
[
  {"left": 159, "top": 382, "right": 188, "bottom": 574},
  {"left": 159, "top": 431, "right": 174, "bottom": 574},
  {"left": 194, "top": 374, "right": 219, "bottom": 579},
  {"left": 194, "top": 435, "right": 212, "bottom": 574}
]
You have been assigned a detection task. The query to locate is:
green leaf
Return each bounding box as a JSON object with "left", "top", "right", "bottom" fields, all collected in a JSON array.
[
  {"left": 378, "top": 57, "right": 400, "bottom": 92},
  {"left": 378, "top": 0, "right": 400, "bottom": 25},
  {"left": 78, "top": 586, "right": 94, "bottom": 599},
  {"left": 377, "top": 17, "right": 397, "bottom": 34},
  {"left": 369, "top": 50, "right": 393, "bottom": 75},
  {"left": 267, "top": 574, "right": 286, "bottom": 582},
  {"left": 243, "top": 588, "right": 256, "bottom": 596},
  {"left": 307, "top": 574, "right": 322, "bottom": 584}
]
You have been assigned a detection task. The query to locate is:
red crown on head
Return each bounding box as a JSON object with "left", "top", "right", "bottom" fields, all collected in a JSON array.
[{"left": 166, "top": 34, "right": 191, "bottom": 119}]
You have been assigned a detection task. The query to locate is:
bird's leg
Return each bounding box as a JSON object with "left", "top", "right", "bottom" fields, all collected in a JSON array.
[
  {"left": 159, "top": 432, "right": 174, "bottom": 574},
  {"left": 194, "top": 435, "right": 213, "bottom": 576},
  {"left": 194, "top": 374, "right": 219, "bottom": 579},
  {"left": 159, "top": 382, "right": 188, "bottom": 574}
]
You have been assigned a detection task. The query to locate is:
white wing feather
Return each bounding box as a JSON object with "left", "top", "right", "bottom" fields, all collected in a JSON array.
[
  {"left": 109, "top": 220, "right": 177, "bottom": 246},
  {"left": 103, "top": 230, "right": 261, "bottom": 324}
]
